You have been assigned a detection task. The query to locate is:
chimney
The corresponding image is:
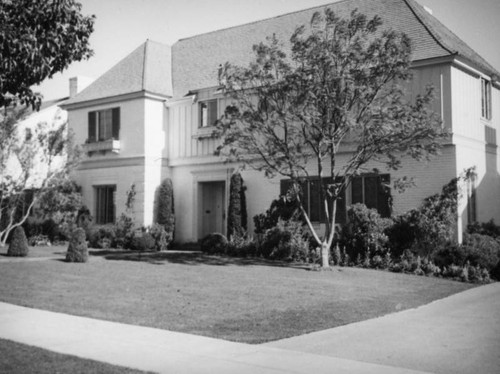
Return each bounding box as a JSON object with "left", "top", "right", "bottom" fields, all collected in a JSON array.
[{"left": 69, "top": 76, "right": 94, "bottom": 98}]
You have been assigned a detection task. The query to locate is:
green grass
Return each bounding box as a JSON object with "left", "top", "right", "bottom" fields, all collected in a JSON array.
[
  {"left": 0, "top": 247, "right": 475, "bottom": 343},
  {"left": 0, "top": 338, "right": 153, "bottom": 374}
]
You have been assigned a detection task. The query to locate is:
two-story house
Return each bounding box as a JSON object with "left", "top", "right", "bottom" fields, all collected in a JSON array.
[{"left": 62, "top": 0, "right": 500, "bottom": 244}]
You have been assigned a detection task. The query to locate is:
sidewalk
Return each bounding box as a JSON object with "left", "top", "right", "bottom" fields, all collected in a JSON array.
[
  {"left": 0, "top": 302, "right": 429, "bottom": 374},
  {"left": 266, "top": 282, "right": 500, "bottom": 374}
]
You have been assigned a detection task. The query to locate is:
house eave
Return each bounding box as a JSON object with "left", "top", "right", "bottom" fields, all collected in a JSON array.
[{"left": 61, "top": 90, "right": 171, "bottom": 111}]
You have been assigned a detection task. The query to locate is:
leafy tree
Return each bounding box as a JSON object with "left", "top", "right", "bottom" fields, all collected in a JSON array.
[
  {"left": 0, "top": 0, "right": 95, "bottom": 108},
  {"left": 216, "top": 9, "right": 446, "bottom": 267},
  {"left": 0, "top": 0, "right": 93, "bottom": 246}
]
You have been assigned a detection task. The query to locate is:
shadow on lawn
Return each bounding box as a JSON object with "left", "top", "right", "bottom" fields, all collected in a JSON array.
[{"left": 91, "top": 250, "right": 310, "bottom": 269}]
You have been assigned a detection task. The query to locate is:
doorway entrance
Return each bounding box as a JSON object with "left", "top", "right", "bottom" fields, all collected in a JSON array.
[{"left": 199, "top": 181, "right": 226, "bottom": 238}]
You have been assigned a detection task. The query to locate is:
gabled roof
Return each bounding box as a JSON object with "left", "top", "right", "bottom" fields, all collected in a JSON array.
[
  {"left": 172, "top": 0, "right": 499, "bottom": 98},
  {"left": 65, "top": 0, "right": 499, "bottom": 104},
  {"left": 64, "top": 40, "right": 172, "bottom": 106}
]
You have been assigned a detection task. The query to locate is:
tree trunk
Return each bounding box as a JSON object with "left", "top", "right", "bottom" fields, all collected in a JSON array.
[{"left": 321, "top": 241, "right": 330, "bottom": 268}]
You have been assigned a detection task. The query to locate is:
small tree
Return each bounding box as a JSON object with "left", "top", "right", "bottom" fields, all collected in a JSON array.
[
  {"left": 66, "top": 227, "right": 88, "bottom": 263},
  {"left": 154, "top": 178, "right": 175, "bottom": 240},
  {"left": 7, "top": 226, "right": 29, "bottom": 257},
  {"left": 217, "top": 9, "right": 446, "bottom": 268},
  {"left": 227, "top": 172, "right": 248, "bottom": 237},
  {"left": 0, "top": 121, "right": 81, "bottom": 246}
]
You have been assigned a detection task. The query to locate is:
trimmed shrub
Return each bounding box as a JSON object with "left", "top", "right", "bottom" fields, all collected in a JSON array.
[
  {"left": 8, "top": 226, "right": 29, "bottom": 257},
  {"left": 149, "top": 223, "right": 171, "bottom": 251},
  {"left": 114, "top": 213, "right": 135, "bottom": 249},
  {"left": 154, "top": 178, "right": 175, "bottom": 240},
  {"left": 227, "top": 172, "right": 247, "bottom": 238},
  {"left": 467, "top": 219, "right": 500, "bottom": 239},
  {"left": 227, "top": 232, "right": 258, "bottom": 257},
  {"left": 131, "top": 233, "right": 156, "bottom": 251},
  {"left": 260, "top": 219, "right": 310, "bottom": 262},
  {"left": 200, "top": 233, "right": 228, "bottom": 255},
  {"left": 388, "top": 177, "right": 461, "bottom": 258},
  {"left": 341, "top": 204, "right": 391, "bottom": 261},
  {"left": 87, "top": 225, "right": 116, "bottom": 249},
  {"left": 253, "top": 196, "right": 302, "bottom": 235},
  {"left": 433, "top": 233, "right": 500, "bottom": 271},
  {"left": 66, "top": 228, "right": 88, "bottom": 263}
]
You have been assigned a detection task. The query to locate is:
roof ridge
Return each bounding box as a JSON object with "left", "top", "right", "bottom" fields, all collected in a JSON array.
[
  {"left": 142, "top": 39, "right": 149, "bottom": 91},
  {"left": 402, "top": 0, "right": 454, "bottom": 55},
  {"left": 176, "top": 0, "right": 346, "bottom": 44}
]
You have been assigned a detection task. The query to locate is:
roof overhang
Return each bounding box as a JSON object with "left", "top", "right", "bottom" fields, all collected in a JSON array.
[{"left": 61, "top": 90, "right": 171, "bottom": 111}]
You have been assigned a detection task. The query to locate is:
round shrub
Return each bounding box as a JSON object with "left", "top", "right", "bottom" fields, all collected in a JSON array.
[
  {"left": 341, "top": 204, "right": 391, "bottom": 261},
  {"left": 149, "top": 223, "right": 171, "bottom": 251},
  {"left": 433, "top": 233, "right": 500, "bottom": 271},
  {"left": 8, "top": 226, "right": 29, "bottom": 257},
  {"left": 66, "top": 228, "right": 88, "bottom": 263},
  {"left": 260, "top": 219, "right": 310, "bottom": 262},
  {"left": 200, "top": 233, "right": 228, "bottom": 255},
  {"left": 87, "top": 225, "right": 116, "bottom": 249},
  {"left": 131, "top": 233, "right": 156, "bottom": 251}
]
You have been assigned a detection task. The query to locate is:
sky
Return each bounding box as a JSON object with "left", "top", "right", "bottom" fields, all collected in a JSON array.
[{"left": 34, "top": 0, "right": 500, "bottom": 100}]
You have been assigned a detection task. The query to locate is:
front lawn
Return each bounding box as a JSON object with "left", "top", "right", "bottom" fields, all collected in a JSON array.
[
  {"left": 0, "top": 339, "right": 153, "bottom": 374},
  {"left": 0, "top": 247, "right": 475, "bottom": 343}
]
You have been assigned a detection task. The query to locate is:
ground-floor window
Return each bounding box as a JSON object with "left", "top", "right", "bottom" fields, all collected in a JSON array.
[
  {"left": 280, "top": 174, "right": 391, "bottom": 225},
  {"left": 94, "top": 185, "right": 116, "bottom": 224}
]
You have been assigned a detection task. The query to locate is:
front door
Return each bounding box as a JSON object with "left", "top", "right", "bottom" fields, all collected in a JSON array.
[{"left": 200, "top": 181, "right": 226, "bottom": 238}]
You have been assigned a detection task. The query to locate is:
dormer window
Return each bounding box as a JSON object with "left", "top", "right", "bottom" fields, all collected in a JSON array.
[
  {"left": 199, "top": 99, "right": 218, "bottom": 128},
  {"left": 88, "top": 107, "right": 120, "bottom": 142},
  {"left": 481, "top": 78, "right": 491, "bottom": 120}
]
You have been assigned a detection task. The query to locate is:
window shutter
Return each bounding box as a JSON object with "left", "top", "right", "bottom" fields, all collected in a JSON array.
[
  {"left": 377, "top": 175, "right": 391, "bottom": 218},
  {"left": 208, "top": 100, "right": 218, "bottom": 126},
  {"left": 364, "top": 176, "right": 378, "bottom": 210},
  {"left": 112, "top": 108, "right": 120, "bottom": 139},
  {"left": 351, "top": 177, "right": 363, "bottom": 204},
  {"left": 88, "top": 112, "right": 96, "bottom": 141}
]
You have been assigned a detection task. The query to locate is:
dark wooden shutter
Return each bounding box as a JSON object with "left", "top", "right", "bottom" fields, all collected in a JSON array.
[
  {"left": 88, "top": 111, "right": 96, "bottom": 142},
  {"left": 377, "top": 175, "right": 391, "bottom": 218},
  {"left": 364, "top": 176, "right": 378, "bottom": 210},
  {"left": 351, "top": 177, "right": 363, "bottom": 205},
  {"left": 112, "top": 108, "right": 120, "bottom": 139}
]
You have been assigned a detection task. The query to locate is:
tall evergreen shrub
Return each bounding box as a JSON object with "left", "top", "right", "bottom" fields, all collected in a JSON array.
[
  {"left": 154, "top": 178, "right": 175, "bottom": 240},
  {"left": 7, "top": 226, "right": 29, "bottom": 257},
  {"left": 66, "top": 228, "right": 88, "bottom": 263},
  {"left": 227, "top": 172, "right": 247, "bottom": 238}
]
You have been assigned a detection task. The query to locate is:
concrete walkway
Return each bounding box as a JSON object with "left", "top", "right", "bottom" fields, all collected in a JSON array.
[
  {"left": 0, "top": 283, "right": 498, "bottom": 373},
  {"left": 0, "top": 302, "right": 431, "bottom": 374},
  {"left": 266, "top": 282, "right": 500, "bottom": 374}
]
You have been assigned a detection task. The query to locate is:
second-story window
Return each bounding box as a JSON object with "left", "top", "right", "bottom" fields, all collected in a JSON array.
[
  {"left": 199, "top": 99, "right": 218, "bottom": 128},
  {"left": 481, "top": 78, "right": 492, "bottom": 120},
  {"left": 88, "top": 107, "right": 120, "bottom": 142}
]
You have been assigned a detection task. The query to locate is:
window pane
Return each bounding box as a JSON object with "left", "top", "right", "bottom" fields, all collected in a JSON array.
[
  {"left": 208, "top": 100, "right": 218, "bottom": 126},
  {"left": 95, "top": 185, "right": 116, "bottom": 224}
]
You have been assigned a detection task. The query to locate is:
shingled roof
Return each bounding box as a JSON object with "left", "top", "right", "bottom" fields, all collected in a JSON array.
[
  {"left": 172, "top": 0, "right": 499, "bottom": 98},
  {"left": 64, "top": 39, "right": 172, "bottom": 106},
  {"left": 65, "top": 0, "right": 498, "bottom": 104}
]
